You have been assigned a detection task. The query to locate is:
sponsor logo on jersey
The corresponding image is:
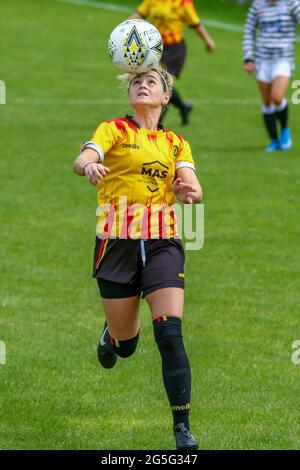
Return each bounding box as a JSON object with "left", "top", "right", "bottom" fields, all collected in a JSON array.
[
  {"left": 122, "top": 143, "right": 140, "bottom": 149},
  {"left": 141, "top": 160, "right": 169, "bottom": 179}
]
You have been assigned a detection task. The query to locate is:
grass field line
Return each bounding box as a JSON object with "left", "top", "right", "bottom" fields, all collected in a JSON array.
[
  {"left": 55, "top": 0, "right": 300, "bottom": 41},
  {"left": 54, "top": 0, "right": 246, "bottom": 33},
  {"left": 10, "top": 97, "right": 260, "bottom": 105},
  {"left": 56, "top": 0, "right": 132, "bottom": 13},
  {"left": 55, "top": 0, "right": 245, "bottom": 32}
]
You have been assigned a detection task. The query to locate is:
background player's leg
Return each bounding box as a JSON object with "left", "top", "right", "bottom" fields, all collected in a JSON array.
[
  {"left": 146, "top": 287, "right": 197, "bottom": 449},
  {"left": 271, "top": 76, "right": 292, "bottom": 150},
  {"left": 257, "top": 80, "right": 278, "bottom": 151},
  {"left": 169, "top": 88, "right": 192, "bottom": 125},
  {"left": 257, "top": 80, "right": 272, "bottom": 106},
  {"left": 161, "top": 42, "right": 191, "bottom": 125},
  {"left": 270, "top": 75, "right": 290, "bottom": 106}
]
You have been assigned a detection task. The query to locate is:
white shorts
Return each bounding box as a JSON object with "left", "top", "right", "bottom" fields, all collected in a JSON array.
[{"left": 255, "top": 60, "right": 294, "bottom": 84}]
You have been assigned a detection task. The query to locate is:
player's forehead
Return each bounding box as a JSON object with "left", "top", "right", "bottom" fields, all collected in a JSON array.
[{"left": 131, "top": 70, "right": 161, "bottom": 83}]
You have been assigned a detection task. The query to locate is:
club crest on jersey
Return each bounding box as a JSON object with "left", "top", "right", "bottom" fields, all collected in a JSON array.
[{"left": 123, "top": 25, "right": 147, "bottom": 68}]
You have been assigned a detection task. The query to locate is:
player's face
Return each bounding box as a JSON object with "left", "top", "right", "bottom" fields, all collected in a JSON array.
[{"left": 129, "top": 71, "right": 170, "bottom": 110}]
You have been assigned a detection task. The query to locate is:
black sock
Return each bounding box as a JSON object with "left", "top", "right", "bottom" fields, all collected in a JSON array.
[
  {"left": 276, "top": 99, "right": 288, "bottom": 130},
  {"left": 170, "top": 88, "right": 186, "bottom": 112},
  {"left": 153, "top": 316, "right": 191, "bottom": 429},
  {"left": 103, "top": 327, "right": 139, "bottom": 358},
  {"left": 262, "top": 105, "right": 278, "bottom": 140}
]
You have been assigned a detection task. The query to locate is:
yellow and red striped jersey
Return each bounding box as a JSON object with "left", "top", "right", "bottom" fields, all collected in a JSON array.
[
  {"left": 137, "top": 0, "right": 201, "bottom": 45},
  {"left": 81, "top": 116, "right": 195, "bottom": 239}
]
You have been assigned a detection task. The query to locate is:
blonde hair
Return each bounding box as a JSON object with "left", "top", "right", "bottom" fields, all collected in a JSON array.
[{"left": 118, "top": 63, "right": 174, "bottom": 95}]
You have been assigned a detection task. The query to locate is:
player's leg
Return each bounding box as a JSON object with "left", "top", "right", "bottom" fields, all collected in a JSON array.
[
  {"left": 97, "top": 284, "right": 141, "bottom": 368},
  {"left": 257, "top": 79, "right": 279, "bottom": 152},
  {"left": 141, "top": 239, "right": 197, "bottom": 449},
  {"left": 271, "top": 74, "right": 292, "bottom": 150},
  {"left": 102, "top": 293, "right": 140, "bottom": 341},
  {"left": 93, "top": 239, "right": 141, "bottom": 368},
  {"left": 145, "top": 287, "right": 197, "bottom": 450}
]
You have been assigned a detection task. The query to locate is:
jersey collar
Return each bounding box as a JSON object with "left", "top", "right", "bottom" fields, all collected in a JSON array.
[{"left": 125, "top": 115, "right": 165, "bottom": 132}]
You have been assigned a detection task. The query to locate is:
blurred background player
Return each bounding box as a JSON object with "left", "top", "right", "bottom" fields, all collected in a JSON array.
[
  {"left": 129, "top": 0, "right": 216, "bottom": 125},
  {"left": 243, "top": 0, "right": 300, "bottom": 152},
  {"left": 73, "top": 65, "right": 202, "bottom": 450}
]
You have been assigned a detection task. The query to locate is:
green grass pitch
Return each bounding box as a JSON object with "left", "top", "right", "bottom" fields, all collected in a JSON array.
[{"left": 1, "top": 0, "right": 300, "bottom": 450}]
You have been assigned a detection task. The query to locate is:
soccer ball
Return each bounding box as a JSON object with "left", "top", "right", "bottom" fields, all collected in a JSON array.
[{"left": 108, "top": 19, "right": 163, "bottom": 73}]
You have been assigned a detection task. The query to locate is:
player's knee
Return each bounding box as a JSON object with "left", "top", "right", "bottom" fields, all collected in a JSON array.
[
  {"left": 262, "top": 98, "right": 272, "bottom": 107},
  {"left": 153, "top": 316, "right": 189, "bottom": 369},
  {"left": 270, "top": 93, "right": 284, "bottom": 106},
  {"left": 153, "top": 316, "right": 183, "bottom": 351},
  {"left": 115, "top": 331, "right": 139, "bottom": 358},
  {"left": 156, "top": 334, "right": 181, "bottom": 358}
]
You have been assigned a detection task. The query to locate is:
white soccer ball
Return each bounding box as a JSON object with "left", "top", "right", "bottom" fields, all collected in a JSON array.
[{"left": 108, "top": 19, "right": 163, "bottom": 73}]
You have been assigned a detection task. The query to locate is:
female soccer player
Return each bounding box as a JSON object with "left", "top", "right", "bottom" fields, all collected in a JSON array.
[
  {"left": 73, "top": 65, "right": 202, "bottom": 450},
  {"left": 243, "top": 0, "right": 300, "bottom": 152},
  {"left": 129, "top": 0, "right": 216, "bottom": 125}
]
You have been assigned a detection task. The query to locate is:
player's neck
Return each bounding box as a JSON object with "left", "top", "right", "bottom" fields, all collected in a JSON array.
[{"left": 132, "top": 108, "right": 161, "bottom": 131}]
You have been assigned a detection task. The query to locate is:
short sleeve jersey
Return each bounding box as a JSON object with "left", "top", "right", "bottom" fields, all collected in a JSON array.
[
  {"left": 81, "top": 116, "right": 195, "bottom": 239},
  {"left": 137, "top": 0, "right": 201, "bottom": 44}
]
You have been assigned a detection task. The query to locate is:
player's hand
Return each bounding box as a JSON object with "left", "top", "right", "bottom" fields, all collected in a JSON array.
[
  {"left": 244, "top": 61, "right": 255, "bottom": 74},
  {"left": 172, "top": 178, "right": 199, "bottom": 204},
  {"left": 84, "top": 163, "right": 110, "bottom": 186},
  {"left": 206, "top": 38, "right": 216, "bottom": 52}
]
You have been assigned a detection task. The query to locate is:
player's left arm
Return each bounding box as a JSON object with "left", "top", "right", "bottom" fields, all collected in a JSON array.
[
  {"left": 173, "top": 137, "right": 202, "bottom": 204},
  {"left": 128, "top": 0, "right": 149, "bottom": 19},
  {"left": 173, "top": 167, "right": 203, "bottom": 204},
  {"left": 183, "top": 1, "right": 216, "bottom": 52},
  {"left": 193, "top": 24, "right": 216, "bottom": 52},
  {"left": 291, "top": 0, "right": 300, "bottom": 25}
]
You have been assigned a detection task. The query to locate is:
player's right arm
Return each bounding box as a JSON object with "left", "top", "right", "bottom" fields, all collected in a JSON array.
[
  {"left": 73, "top": 149, "right": 110, "bottom": 186},
  {"left": 243, "top": 1, "right": 258, "bottom": 73},
  {"left": 128, "top": 12, "right": 144, "bottom": 19},
  {"left": 73, "top": 120, "right": 123, "bottom": 186},
  {"left": 128, "top": 0, "right": 149, "bottom": 19}
]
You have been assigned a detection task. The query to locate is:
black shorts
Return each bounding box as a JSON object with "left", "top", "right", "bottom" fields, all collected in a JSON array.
[
  {"left": 92, "top": 238, "right": 185, "bottom": 299},
  {"left": 161, "top": 41, "right": 186, "bottom": 78}
]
